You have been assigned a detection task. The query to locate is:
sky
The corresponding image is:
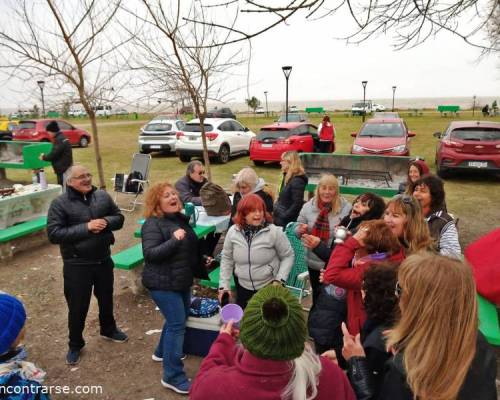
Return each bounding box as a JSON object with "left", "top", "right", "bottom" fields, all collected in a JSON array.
[{"left": 0, "top": 1, "right": 498, "bottom": 112}]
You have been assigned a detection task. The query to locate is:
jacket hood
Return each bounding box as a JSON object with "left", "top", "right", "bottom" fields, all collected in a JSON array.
[{"left": 253, "top": 177, "right": 266, "bottom": 193}]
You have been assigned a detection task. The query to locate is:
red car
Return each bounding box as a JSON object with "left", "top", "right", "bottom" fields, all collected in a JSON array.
[
  {"left": 350, "top": 118, "right": 415, "bottom": 156},
  {"left": 433, "top": 121, "right": 500, "bottom": 178},
  {"left": 249, "top": 122, "right": 318, "bottom": 165},
  {"left": 13, "top": 119, "right": 91, "bottom": 147}
]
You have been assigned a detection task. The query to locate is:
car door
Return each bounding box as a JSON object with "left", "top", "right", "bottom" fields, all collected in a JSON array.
[
  {"left": 57, "top": 121, "right": 77, "bottom": 145},
  {"left": 217, "top": 121, "right": 238, "bottom": 152},
  {"left": 231, "top": 120, "right": 253, "bottom": 151}
]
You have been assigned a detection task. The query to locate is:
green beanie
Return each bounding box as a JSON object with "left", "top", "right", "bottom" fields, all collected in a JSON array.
[{"left": 240, "top": 285, "right": 307, "bottom": 361}]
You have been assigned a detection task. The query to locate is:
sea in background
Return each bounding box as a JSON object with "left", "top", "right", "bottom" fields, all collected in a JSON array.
[{"left": 226, "top": 96, "right": 498, "bottom": 112}]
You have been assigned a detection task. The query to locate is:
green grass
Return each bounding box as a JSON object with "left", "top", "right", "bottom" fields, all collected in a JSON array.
[{"left": 7, "top": 110, "right": 500, "bottom": 247}]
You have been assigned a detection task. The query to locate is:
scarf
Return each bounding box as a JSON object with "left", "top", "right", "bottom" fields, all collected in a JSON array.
[
  {"left": 311, "top": 202, "right": 331, "bottom": 242},
  {"left": 241, "top": 222, "right": 267, "bottom": 245}
]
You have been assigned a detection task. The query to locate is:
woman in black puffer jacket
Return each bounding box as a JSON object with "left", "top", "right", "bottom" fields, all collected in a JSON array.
[{"left": 141, "top": 181, "right": 208, "bottom": 395}]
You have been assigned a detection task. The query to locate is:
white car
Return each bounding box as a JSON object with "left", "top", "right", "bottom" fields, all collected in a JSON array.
[
  {"left": 139, "top": 118, "right": 185, "bottom": 154},
  {"left": 256, "top": 107, "right": 265, "bottom": 114},
  {"left": 68, "top": 109, "right": 87, "bottom": 117},
  {"left": 176, "top": 118, "right": 255, "bottom": 163},
  {"left": 373, "top": 103, "right": 386, "bottom": 112}
]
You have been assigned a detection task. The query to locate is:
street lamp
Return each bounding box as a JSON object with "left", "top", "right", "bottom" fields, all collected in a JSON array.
[
  {"left": 361, "top": 80, "right": 368, "bottom": 122},
  {"left": 264, "top": 91, "right": 269, "bottom": 118},
  {"left": 37, "top": 80, "right": 45, "bottom": 117},
  {"left": 392, "top": 86, "right": 397, "bottom": 112},
  {"left": 282, "top": 66, "right": 292, "bottom": 122},
  {"left": 472, "top": 95, "right": 477, "bottom": 116}
]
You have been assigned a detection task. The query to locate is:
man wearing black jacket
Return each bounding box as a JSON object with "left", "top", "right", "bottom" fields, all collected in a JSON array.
[
  {"left": 47, "top": 165, "right": 127, "bottom": 365},
  {"left": 39, "top": 120, "right": 73, "bottom": 188}
]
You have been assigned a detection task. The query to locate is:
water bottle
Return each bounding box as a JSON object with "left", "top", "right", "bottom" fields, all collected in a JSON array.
[
  {"left": 32, "top": 171, "right": 39, "bottom": 185},
  {"left": 39, "top": 169, "right": 48, "bottom": 189}
]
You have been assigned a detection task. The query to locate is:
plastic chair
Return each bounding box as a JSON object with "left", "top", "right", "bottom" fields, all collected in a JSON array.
[
  {"left": 113, "top": 153, "right": 151, "bottom": 212},
  {"left": 477, "top": 293, "right": 500, "bottom": 346},
  {"left": 284, "top": 222, "right": 311, "bottom": 308}
]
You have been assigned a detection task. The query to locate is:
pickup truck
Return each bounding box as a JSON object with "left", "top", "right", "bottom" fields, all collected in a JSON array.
[{"left": 351, "top": 101, "right": 373, "bottom": 116}]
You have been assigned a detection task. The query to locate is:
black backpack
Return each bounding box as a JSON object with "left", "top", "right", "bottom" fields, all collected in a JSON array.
[{"left": 125, "top": 171, "right": 144, "bottom": 193}]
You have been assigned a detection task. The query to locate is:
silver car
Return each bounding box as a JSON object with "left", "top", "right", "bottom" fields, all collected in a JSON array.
[{"left": 138, "top": 118, "right": 185, "bottom": 154}]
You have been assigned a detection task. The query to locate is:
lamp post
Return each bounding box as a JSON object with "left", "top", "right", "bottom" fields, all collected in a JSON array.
[
  {"left": 472, "top": 95, "right": 476, "bottom": 116},
  {"left": 264, "top": 91, "right": 269, "bottom": 118},
  {"left": 361, "top": 80, "right": 368, "bottom": 122},
  {"left": 37, "top": 80, "right": 45, "bottom": 117},
  {"left": 392, "top": 86, "right": 397, "bottom": 112},
  {"left": 282, "top": 66, "right": 292, "bottom": 122}
]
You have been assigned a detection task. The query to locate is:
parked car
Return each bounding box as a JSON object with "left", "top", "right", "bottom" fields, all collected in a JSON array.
[
  {"left": 179, "top": 105, "right": 194, "bottom": 114},
  {"left": 12, "top": 119, "right": 91, "bottom": 147},
  {"left": 138, "top": 118, "right": 185, "bottom": 154},
  {"left": 206, "top": 107, "right": 236, "bottom": 119},
  {"left": 372, "top": 112, "right": 400, "bottom": 119},
  {"left": 373, "top": 103, "right": 386, "bottom": 112},
  {"left": 249, "top": 122, "right": 318, "bottom": 165},
  {"left": 277, "top": 113, "right": 308, "bottom": 123},
  {"left": 255, "top": 107, "right": 265, "bottom": 114},
  {"left": 68, "top": 109, "right": 87, "bottom": 117},
  {"left": 176, "top": 118, "right": 254, "bottom": 163},
  {"left": 289, "top": 105, "right": 298, "bottom": 113},
  {"left": 351, "top": 101, "right": 373, "bottom": 116},
  {"left": 350, "top": 118, "right": 415, "bottom": 156},
  {"left": 0, "top": 119, "right": 18, "bottom": 140},
  {"left": 115, "top": 108, "right": 129, "bottom": 115},
  {"left": 433, "top": 121, "right": 500, "bottom": 178},
  {"left": 94, "top": 105, "right": 113, "bottom": 117}
]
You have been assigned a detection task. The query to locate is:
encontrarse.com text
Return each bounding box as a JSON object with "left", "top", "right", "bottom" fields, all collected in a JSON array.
[{"left": 0, "top": 385, "right": 103, "bottom": 395}]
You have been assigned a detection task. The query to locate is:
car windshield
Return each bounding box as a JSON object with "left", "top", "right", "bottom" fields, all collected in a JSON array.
[
  {"left": 277, "top": 114, "right": 305, "bottom": 123},
  {"left": 359, "top": 123, "right": 404, "bottom": 137},
  {"left": 19, "top": 121, "right": 36, "bottom": 129},
  {"left": 353, "top": 103, "right": 366, "bottom": 108},
  {"left": 373, "top": 112, "right": 399, "bottom": 118},
  {"left": 184, "top": 123, "right": 214, "bottom": 132},
  {"left": 144, "top": 123, "right": 172, "bottom": 132},
  {"left": 451, "top": 128, "right": 500, "bottom": 141},
  {"left": 257, "top": 128, "right": 293, "bottom": 140}
]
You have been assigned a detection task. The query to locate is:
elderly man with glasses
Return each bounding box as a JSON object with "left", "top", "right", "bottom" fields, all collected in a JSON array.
[
  {"left": 47, "top": 165, "right": 127, "bottom": 366},
  {"left": 174, "top": 160, "right": 207, "bottom": 206}
]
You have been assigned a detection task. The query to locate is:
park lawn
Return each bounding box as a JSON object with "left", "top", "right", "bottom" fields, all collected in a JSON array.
[{"left": 8, "top": 111, "right": 499, "bottom": 247}]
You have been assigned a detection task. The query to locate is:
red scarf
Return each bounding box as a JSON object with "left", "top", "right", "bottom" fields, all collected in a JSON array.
[{"left": 311, "top": 202, "right": 331, "bottom": 242}]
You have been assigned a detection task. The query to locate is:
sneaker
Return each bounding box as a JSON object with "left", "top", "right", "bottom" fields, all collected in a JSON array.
[
  {"left": 101, "top": 329, "right": 128, "bottom": 343},
  {"left": 66, "top": 349, "right": 81, "bottom": 365},
  {"left": 152, "top": 354, "right": 187, "bottom": 362},
  {"left": 161, "top": 379, "right": 191, "bottom": 395}
]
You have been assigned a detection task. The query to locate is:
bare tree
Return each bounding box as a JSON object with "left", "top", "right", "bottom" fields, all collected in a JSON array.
[
  {"left": 0, "top": 0, "right": 128, "bottom": 188},
  {"left": 124, "top": 0, "right": 244, "bottom": 182},
  {"left": 194, "top": 0, "right": 499, "bottom": 52}
]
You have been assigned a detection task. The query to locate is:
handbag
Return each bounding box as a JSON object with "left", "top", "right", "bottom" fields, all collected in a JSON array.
[{"left": 200, "top": 182, "right": 231, "bottom": 216}]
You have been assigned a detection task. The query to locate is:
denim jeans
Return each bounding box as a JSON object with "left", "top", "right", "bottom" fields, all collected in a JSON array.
[{"left": 150, "top": 289, "right": 191, "bottom": 385}]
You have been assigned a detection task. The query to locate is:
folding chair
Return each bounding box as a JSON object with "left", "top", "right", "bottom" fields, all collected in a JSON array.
[
  {"left": 113, "top": 153, "right": 151, "bottom": 212},
  {"left": 284, "top": 222, "right": 311, "bottom": 309}
]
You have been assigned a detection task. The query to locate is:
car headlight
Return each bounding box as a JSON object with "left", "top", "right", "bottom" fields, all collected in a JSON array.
[
  {"left": 352, "top": 144, "right": 364, "bottom": 152},
  {"left": 391, "top": 145, "right": 407, "bottom": 152}
]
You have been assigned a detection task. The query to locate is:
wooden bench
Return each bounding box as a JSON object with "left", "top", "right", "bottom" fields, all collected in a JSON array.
[
  {"left": 0, "top": 216, "right": 48, "bottom": 260},
  {"left": 437, "top": 105, "right": 460, "bottom": 116}
]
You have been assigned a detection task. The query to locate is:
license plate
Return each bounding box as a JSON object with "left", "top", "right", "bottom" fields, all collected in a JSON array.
[
  {"left": 150, "top": 145, "right": 161, "bottom": 149},
  {"left": 189, "top": 136, "right": 198, "bottom": 141},
  {"left": 468, "top": 161, "right": 487, "bottom": 168},
  {"left": 261, "top": 144, "right": 273, "bottom": 148}
]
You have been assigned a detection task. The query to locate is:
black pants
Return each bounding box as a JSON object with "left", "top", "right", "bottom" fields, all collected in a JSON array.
[
  {"left": 56, "top": 172, "right": 64, "bottom": 186},
  {"left": 63, "top": 258, "right": 117, "bottom": 350},
  {"left": 316, "top": 141, "right": 332, "bottom": 153},
  {"left": 234, "top": 276, "right": 257, "bottom": 310},
  {"left": 200, "top": 232, "right": 221, "bottom": 257},
  {"left": 308, "top": 268, "right": 322, "bottom": 307}
]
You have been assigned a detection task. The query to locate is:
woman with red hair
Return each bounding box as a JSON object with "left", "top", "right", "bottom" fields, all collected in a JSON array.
[{"left": 219, "top": 194, "right": 294, "bottom": 309}]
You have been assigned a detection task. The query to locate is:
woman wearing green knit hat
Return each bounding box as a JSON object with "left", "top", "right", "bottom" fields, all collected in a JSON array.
[{"left": 190, "top": 285, "right": 356, "bottom": 400}]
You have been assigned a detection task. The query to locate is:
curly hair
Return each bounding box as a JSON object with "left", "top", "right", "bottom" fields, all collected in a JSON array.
[
  {"left": 413, "top": 174, "right": 445, "bottom": 212},
  {"left": 143, "top": 181, "right": 176, "bottom": 218},
  {"left": 358, "top": 220, "right": 401, "bottom": 255},
  {"left": 362, "top": 262, "right": 400, "bottom": 325}
]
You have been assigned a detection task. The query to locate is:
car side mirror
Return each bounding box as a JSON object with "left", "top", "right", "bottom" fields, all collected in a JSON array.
[
  {"left": 433, "top": 132, "right": 441, "bottom": 138},
  {"left": 244, "top": 127, "right": 249, "bottom": 132},
  {"left": 408, "top": 131, "right": 416, "bottom": 137},
  {"left": 351, "top": 132, "right": 357, "bottom": 137}
]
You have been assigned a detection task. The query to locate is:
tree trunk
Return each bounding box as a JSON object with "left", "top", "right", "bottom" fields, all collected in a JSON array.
[{"left": 81, "top": 98, "right": 106, "bottom": 188}]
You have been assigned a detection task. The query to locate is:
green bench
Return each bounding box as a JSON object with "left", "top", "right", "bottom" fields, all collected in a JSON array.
[
  {"left": 437, "top": 105, "right": 460, "bottom": 116},
  {"left": 200, "top": 266, "right": 236, "bottom": 291},
  {"left": 477, "top": 294, "right": 500, "bottom": 346},
  {"left": 305, "top": 107, "right": 324, "bottom": 114},
  {"left": 0, "top": 216, "right": 48, "bottom": 243}
]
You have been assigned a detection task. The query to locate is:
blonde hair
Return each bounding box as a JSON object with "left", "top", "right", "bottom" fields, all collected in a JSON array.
[
  {"left": 144, "top": 181, "right": 176, "bottom": 218},
  {"left": 282, "top": 151, "right": 305, "bottom": 184},
  {"left": 385, "top": 195, "right": 433, "bottom": 253},
  {"left": 234, "top": 167, "right": 258, "bottom": 190},
  {"left": 282, "top": 343, "right": 322, "bottom": 400},
  {"left": 388, "top": 253, "right": 478, "bottom": 400},
  {"left": 314, "top": 174, "right": 341, "bottom": 214}
]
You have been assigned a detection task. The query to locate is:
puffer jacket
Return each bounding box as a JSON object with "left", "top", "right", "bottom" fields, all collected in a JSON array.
[
  {"left": 297, "top": 196, "right": 352, "bottom": 270},
  {"left": 175, "top": 175, "right": 207, "bottom": 206},
  {"left": 273, "top": 174, "right": 308, "bottom": 227},
  {"left": 47, "top": 186, "right": 124, "bottom": 263},
  {"left": 141, "top": 213, "right": 208, "bottom": 292},
  {"left": 220, "top": 223, "right": 294, "bottom": 291}
]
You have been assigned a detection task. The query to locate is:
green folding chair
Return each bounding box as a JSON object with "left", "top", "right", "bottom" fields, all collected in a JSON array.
[
  {"left": 477, "top": 294, "right": 500, "bottom": 346},
  {"left": 284, "top": 222, "right": 311, "bottom": 307}
]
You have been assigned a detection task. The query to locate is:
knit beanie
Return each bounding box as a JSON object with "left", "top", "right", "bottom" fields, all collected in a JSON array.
[
  {"left": 45, "top": 120, "right": 60, "bottom": 133},
  {"left": 240, "top": 285, "right": 307, "bottom": 361},
  {"left": 0, "top": 293, "right": 26, "bottom": 355}
]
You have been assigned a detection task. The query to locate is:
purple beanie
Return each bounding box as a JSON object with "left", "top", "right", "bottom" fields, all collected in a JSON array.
[{"left": 0, "top": 293, "right": 26, "bottom": 355}]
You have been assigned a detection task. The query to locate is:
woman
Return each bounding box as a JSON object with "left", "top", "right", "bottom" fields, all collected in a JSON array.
[
  {"left": 413, "top": 174, "right": 461, "bottom": 258},
  {"left": 296, "top": 174, "right": 351, "bottom": 304},
  {"left": 397, "top": 159, "right": 430, "bottom": 195},
  {"left": 322, "top": 220, "right": 404, "bottom": 335},
  {"left": 345, "top": 252, "right": 497, "bottom": 400},
  {"left": 219, "top": 194, "right": 294, "bottom": 309},
  {"left": 317, "top": 115, "right": 335, "bottom": 153},
  {"left": 141, "top": 182, "right": 208, "bottom": 395},
  {"left": 190, "top": 285, "right": 356, "bottom": 400},
  {"left": 273, "top": 151, "right": 308, "bottom": 228},
  {"left": 383, "top": 194, "right": 433, "bottom": 254},
  {"left": 231, "top": 167, "right": 273, "bottom": 220}
]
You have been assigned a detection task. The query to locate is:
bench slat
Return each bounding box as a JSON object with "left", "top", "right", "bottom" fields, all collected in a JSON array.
[
  {"left": 0, "top": 216, "right": 48, "bottom": 243},
  {"left": 200, "top": 266, "right": 236, "bottom": 291},
  {"left": 112, "top": 243, "right": 143, "bottom": 270}
]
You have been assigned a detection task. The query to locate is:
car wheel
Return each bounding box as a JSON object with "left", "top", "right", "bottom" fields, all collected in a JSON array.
[
  {"left": 436, "top": 162, "right": 450, "bottom": 179},
  {"left": 179, "top": 154, "right": 191, "bottom": 162},
  {"left": 139, "top": 149, "right": 150, "bottom": 154},
  {"left": 79, "top": 136, "right": 89, "bottom": 148},
  {"left": 253, "top": 160, "right": 265, "bottom": 166},
  {"left": 217, "top": 144, "right": 230, "bottom": 164}
]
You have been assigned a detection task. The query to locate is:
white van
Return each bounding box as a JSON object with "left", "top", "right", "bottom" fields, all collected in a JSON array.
[{"left": 94, "top": 105, "right": 113, "bottom": 117}]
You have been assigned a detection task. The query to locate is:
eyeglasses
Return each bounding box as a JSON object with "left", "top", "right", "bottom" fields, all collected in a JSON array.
[
  {"left": 196, "top": 170, "right": 205, "bottom": 176},
  {"left": 395, "top": 281, "right": 402, "bottom": 298},
  {"left": 72, "top": 173, "right": 92, "bottom": 180}
]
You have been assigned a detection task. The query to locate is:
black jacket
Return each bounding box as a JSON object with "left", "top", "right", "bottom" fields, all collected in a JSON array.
[
  {"left": 273, "top": 174, "right": 308, "bottom": 227},
  {"left": 42, "top": 131, "right": 73, "bottom": 174},
  {"left": 141, "top": 213, "right": 209, "bottom": 292},
  {"left": 175, "top": 175, "right": 207, "bottom": 206},
  {"left": 47, "top": 186, "right": 124, "bottom": 263}
]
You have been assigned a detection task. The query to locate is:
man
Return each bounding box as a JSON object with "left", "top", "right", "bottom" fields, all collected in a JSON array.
[
  {"left": 175, "top": 160, "right": 207, "bottom": 205},
  {"left": 39, "top": 120, "right": 73, "bottom": 188},
  {"left": 47, "top": 165, "right": 127, "bottom": 365}
]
